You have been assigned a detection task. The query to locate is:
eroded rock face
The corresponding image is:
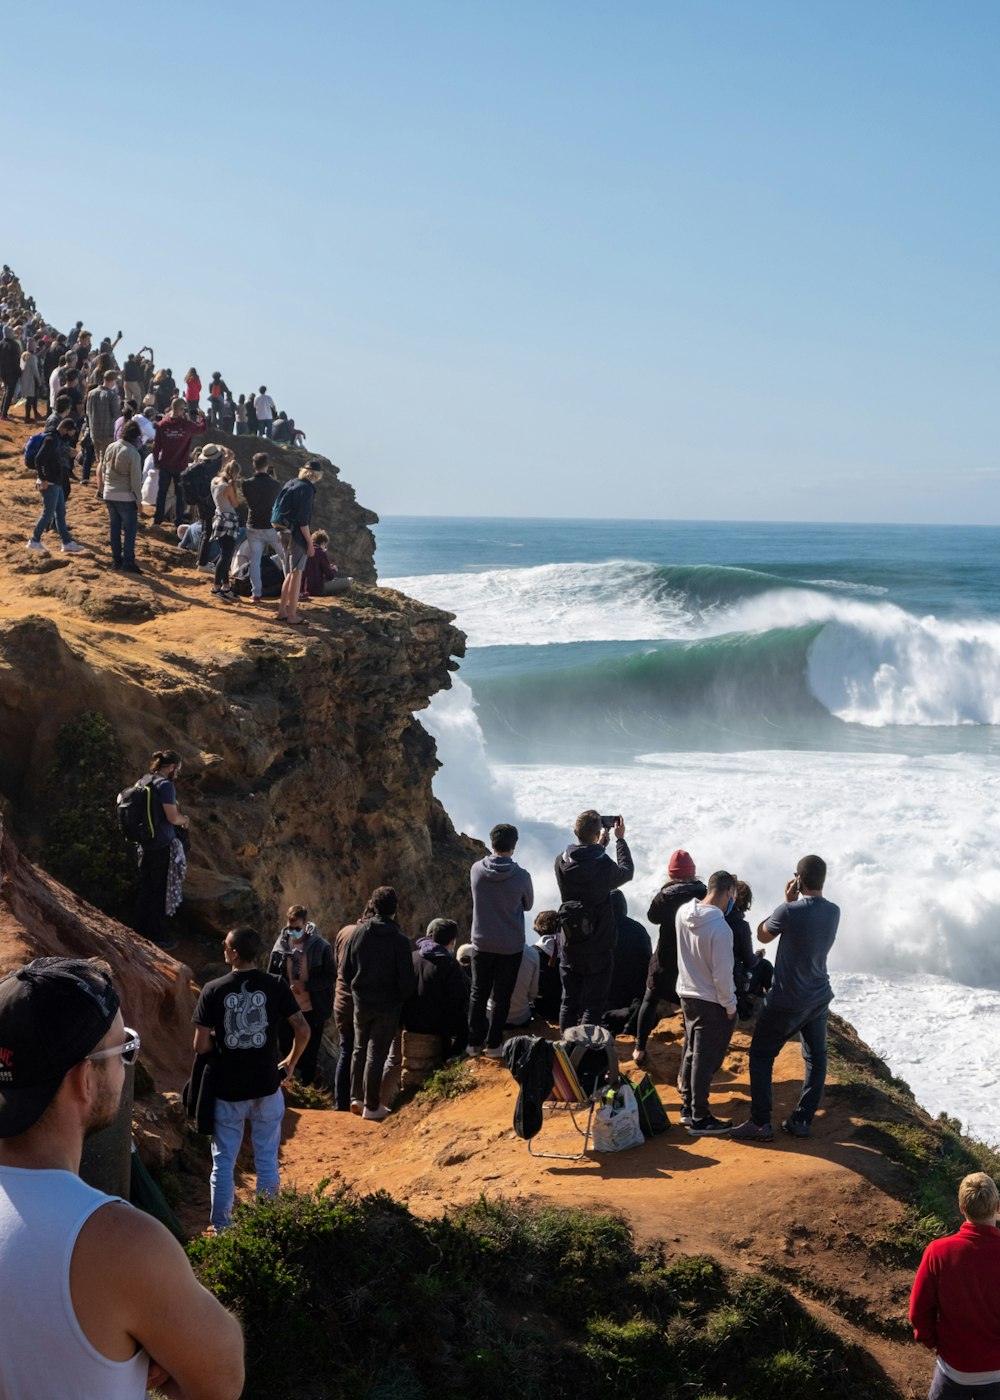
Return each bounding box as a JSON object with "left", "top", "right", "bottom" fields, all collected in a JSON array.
[
  {"left": 0, "top": 415, "right": 483, "bottom": 953},
  {"left": 0, "top": 814, "right": 195, "bottom": 1086}
]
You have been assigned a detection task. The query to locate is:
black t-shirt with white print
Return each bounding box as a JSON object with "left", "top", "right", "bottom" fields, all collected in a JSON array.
[{"left": 193, "top": 968, "right": 299, "bottom": 1102}]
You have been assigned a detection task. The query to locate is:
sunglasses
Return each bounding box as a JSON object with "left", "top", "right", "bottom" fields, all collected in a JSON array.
[{"left": 86, "top": 1028, "right": 141, "bottom": 1067}]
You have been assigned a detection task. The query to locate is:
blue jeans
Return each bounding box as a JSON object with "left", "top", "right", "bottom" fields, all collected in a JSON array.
[
  {"left": 210, "top": 1088, "right": 285, "bottom": 1231},
  {"left": 929, "top": 1366, "right": 1000, "bottom": 1398},
  {"left": 257, "top": 420, "right": 273, "bottom": 438},
  {"left": 246, "top": 527, "right": 286, "bottom": 597},
  {"left": 31, "top": 483, "right": 71, "bottom": 544},
  {"left": 748, "top": 999, "right": 830, "bottom": 1126},
  {"left": 153, "top": 469, "right": 185, "bottom": 524},
  {"left": 106, "top": 499, "right": 138, "bottom": 565}
]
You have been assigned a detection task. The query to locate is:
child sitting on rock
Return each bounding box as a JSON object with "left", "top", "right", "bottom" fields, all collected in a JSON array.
[{"left": 300, "top": 529, "right": 338, "bottom": 599}]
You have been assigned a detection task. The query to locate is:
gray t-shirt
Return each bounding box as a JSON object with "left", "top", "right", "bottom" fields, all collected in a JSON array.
[{"left": 763, "top": 896, "right": 839, "bottom": 1010}]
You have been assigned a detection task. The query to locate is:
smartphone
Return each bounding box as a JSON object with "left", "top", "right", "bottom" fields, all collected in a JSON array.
[{"left": 600, "top": 814, "right": 622, "bottom": 830}]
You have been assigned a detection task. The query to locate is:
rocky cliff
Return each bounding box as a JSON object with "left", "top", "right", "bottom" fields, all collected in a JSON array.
[{"left": 0, "top": 412, "right": 484, "bottom": 976}]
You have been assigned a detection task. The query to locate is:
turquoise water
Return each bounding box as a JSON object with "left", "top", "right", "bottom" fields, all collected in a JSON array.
[{"left": 375, "top": 516, "right": 1000, "bottom": 1141}]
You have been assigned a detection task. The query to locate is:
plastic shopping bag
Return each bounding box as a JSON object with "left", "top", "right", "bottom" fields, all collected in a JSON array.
[
  {"left": 141, "top": 466, "right": 159, "bottom": 506},
  {"left": 591, "top": 1082, "right": 646, "bottom": 1152}
]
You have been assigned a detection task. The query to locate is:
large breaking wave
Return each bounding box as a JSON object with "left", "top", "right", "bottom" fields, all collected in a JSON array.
[{"left": 386, "top": 559, "right": 1000, "bottom": 734}]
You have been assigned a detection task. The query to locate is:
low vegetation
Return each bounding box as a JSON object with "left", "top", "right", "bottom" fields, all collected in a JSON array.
[{"left": 188, "top": 1188, "right": 897, "bottom": 1400}]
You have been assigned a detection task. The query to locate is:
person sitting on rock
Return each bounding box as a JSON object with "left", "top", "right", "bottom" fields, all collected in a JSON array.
[
  {"left": 300, "top": 529, "right": 339, "bottom": 599},
  {"left": 532, "top": 911, "right": 563, "bottom": 1024},
  {"left": 339, "top": 887, "right": 417, "bottom": 1122},
  {"left": 402, "top": 918, "right": 469, "bottom": 1081},
  {"left": 268, "top": 905, "right": 335, "bottom": 1087},
  {"left": 490, "top": 939, "right": 539, "bottom": 1030},
  {"left": 607, "top": 890, "right": 651, "bottom": 1012}
]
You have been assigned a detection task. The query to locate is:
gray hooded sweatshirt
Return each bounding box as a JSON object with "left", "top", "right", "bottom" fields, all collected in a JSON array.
[{"left": 470, "top": 855, "right": 534, "bottom": 955}]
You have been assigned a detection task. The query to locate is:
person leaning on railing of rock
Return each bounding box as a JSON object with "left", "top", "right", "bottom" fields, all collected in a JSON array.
[{"left": 98, "top": 421, "right": 144, "bottom": 576}]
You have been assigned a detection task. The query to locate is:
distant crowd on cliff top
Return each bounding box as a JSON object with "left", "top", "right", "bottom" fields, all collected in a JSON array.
[{"left": 1, "top": 263, "right": 344, "bottom": 623}]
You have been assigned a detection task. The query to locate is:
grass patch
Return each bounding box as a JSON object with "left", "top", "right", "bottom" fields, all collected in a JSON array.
[
  {"left": 283, "top": 1079, "right": 335, "bottom": 1111},
  {"left": 414, "top": 1058, "right": 476, "bottom": 1103},
  {"left": 188, "top": 1188, "right": 900, "bottom": 1400}
]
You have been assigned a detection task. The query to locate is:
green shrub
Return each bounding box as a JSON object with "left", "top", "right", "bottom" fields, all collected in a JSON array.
[
  {"left": 415, "top": 1059, "right": 476, "bottom": 1103},
  {"left": 187, "top": 1188, "right": 901, "bottom": 1400},
  {"left": 39, "top": 711, "right": 134, "bottom": 916}
]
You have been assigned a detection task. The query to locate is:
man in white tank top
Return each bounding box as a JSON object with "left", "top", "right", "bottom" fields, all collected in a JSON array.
[{"left": 0, "top": 958, "right": 244, "bottom": 1400}]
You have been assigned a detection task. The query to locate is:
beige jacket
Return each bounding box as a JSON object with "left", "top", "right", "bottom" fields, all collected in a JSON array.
[{"left": 101, "top": 440, "right": 142, "bottom": 502}]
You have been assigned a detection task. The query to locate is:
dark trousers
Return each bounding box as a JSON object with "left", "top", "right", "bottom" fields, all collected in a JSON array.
[
  {"left": 635, "top": 986, "right": 680, "bottom": 1052},
  {"left": 106, "top": 500, "right": 138, "bottom": 565},
  {"left": 748, "top": 999, "right": 831, "bottom": 1127},
  {"left": 136, "top": 845, "right": 171, "bottom": 944},
  {"left": 468, "top": 949, "right": 522, "bottom": 1050},
  {"left": 679, "top": 997, "right": 734, "bottom": 1120},
  {"left": 279, "top": 1008, "right": 326, "bottom": 1086},
  {"left": 196, "top": 499, "right": 214, "bottom": 565},
  {"left": 214, "top": 533, "right": 237, "bottom": 589},
  {"left": 1, "top": 378, "right": 18, "bottom": 417},
  {"left": 929, "top": 1368, "right": 1000, "bottom": 1399},
  {"left": 153, "top": 469, "right": 185, "bottom": 524},
  {"left": 334, "top": 1013, "right": 354, "bottom": 1110},
  {"left": 350, "top": 1007, "right": 399, "bottom": 1111},
  {"left": 559, "top": 964, "right": 612, "bottom": 1032},
  {"left": 23, "top": 396, "right": 38, "bottom": 419}
]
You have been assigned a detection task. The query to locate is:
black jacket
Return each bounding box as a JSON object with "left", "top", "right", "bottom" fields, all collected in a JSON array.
[
  {"left": 607, "top": 890, "right": 652, "bottom": 1008},
  {"left": 34, "top": 427, "right": 72, "bottom": 488},
  {"left": 402, "top": 940, "right": 469, "bottom": 1052},
  {"left": 554, "top": 838, "right": 634, "bottom": 974},
  {"left": 645, "top": 877, "right": 706, "bottom": 1000},
  {"left": 267, "top": 926, "right": 336, "bottom": 1023},
  {"left": 0, "top": 338, "right": 19, "bottom": 383},
  {"left": 502, "top": 1035, "right": 555, "bottom": 1140},
  {"left": 340, "top": 916, "right": 417, "bottom": 1012}
]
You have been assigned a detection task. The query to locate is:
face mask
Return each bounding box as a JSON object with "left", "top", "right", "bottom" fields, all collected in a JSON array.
[
  {"left": 286, "top": 926, "right": 305, "bottom": 940},
  {"left": 725, "top": 898, "right": 735, "bottom": 915}
]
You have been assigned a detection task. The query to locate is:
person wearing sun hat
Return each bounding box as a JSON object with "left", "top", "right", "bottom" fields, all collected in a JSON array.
[
  {"left": 0, "top": 957, "right": 243, "bottom": 1399},
  {"left": 632, "top": 849, "right": 707, "bottom": 1065}
]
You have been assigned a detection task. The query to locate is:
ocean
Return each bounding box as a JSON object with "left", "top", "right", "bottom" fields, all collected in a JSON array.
[{"left": 377, "top": 517, "right": 1000, "bottom": 1144}]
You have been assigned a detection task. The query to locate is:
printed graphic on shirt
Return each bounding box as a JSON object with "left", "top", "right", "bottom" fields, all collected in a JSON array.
[{"left": 223, "top": 980, "right": 269, "bottom": 1049}]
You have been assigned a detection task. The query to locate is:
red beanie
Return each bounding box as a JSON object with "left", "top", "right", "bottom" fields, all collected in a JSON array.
[{"left": 668, "top": 849, "right": 696, "bottom": 879}]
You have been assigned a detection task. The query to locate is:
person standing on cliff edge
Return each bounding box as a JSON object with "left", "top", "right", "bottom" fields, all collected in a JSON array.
[
  {"left": 909, "top": 1172, "right": 1000, "bottom": 1398},
  {"left": 132, "top": 750, "right": 189, "bottom": 952},
  {"left": 466, "top": 823, "right": 534, "bottom": 1058},
  {"left": 0, "top": 957, "right": 245, "bottom": 1399},
  {"left": 273, "top": 460, "right": 322, "bottom": 626},
  {"left": 730, "top": 853, "right": 839, "bottom": 1143}
]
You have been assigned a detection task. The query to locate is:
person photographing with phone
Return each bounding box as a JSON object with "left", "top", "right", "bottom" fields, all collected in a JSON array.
[
  {"left": 554, "top": 810, "right": 634, "bottom": 1031},
  {"left": 730, "top": 854, "right": 840, "bottom": 1144}
]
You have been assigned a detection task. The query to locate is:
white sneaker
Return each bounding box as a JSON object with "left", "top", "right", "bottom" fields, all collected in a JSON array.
[
  {"left": 26, "top": 540, "right": 48, "bottom": 552},
  {"left": 60, "top": 541, "right": 87, "bottom": 554},
  {"left": 465, "top": 1045, "right": 484, "bottom": 1058},
  {"left": 484, "top": 1045, "right": 505, "bottom": 1059},
  {"left": 197, "top": 563, "right": 215, "bottom": 574},
  {"left": 362, "top": 1105, "right": 391, "bottom": 1121}
]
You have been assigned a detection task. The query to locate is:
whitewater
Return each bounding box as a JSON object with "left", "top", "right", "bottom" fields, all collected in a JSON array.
[{"left": 381, "top": 518, "right": 1000, "bottom": 1143}]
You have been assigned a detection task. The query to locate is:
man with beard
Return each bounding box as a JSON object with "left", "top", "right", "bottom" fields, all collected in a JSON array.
[{"left": 0, "top": 957, "right": 243, "bottom": 1399}]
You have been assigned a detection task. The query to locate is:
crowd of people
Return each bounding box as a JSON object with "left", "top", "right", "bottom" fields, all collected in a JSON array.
[{"left": 3, "top": 266, "right": 338, "bottom": 613}]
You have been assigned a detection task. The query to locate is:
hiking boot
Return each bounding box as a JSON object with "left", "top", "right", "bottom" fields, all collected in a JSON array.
[
  {"left": 465, "top": 1045, "right": 484, "bottom": 1058},
  {"left": 362, "top": 1105, "right": 391, "bottom": 1122},
  {"left": 688, "top": 1114, "right": 733, "bottom": 1136},
  {"left": 349, "top": 1100, "right": 364, "bottom": 1116},
  {"left": 781, "top": 1116, "right": 811, "bottom": 1139},
  {"left": 484, "top": 1045, "right": 505, "bottom": 1059},
  {"left": 26, "top": 539, "right": 48, "bottom": 552},
  {"left": 730, "top": 1118, "right": 774, "bottom": 1143},
  {"left": 122, "top": 563, "right": 143, "bottom": 575},
  {"left": 60, "top": 541, "right": 87, "bottom": 554}
]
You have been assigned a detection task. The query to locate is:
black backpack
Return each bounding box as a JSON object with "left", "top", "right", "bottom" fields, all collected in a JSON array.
[
  {"left": 180, "top": 456, "right": 212, "bottom": 504},
  {"left": 116, "top": 775, "right": 162, "bottom": 846},
  {"left": 556, "top": 900, "right": 594, "bottom": 947}
]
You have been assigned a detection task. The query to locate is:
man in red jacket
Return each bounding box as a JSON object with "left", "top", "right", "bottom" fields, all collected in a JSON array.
[
  {"left": 151, "top": 397, "right": 207, "bottom": 526},
  {"left": 909, "top": 1172, "right": 1000, "bottom": 1397}
]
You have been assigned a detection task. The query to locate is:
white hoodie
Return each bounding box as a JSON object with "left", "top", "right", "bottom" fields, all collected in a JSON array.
[{"left": 675, "top": 900, "right": 737, "bottom": 1015}]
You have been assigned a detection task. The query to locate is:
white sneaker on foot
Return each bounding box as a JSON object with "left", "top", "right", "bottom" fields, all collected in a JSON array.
[
  {"left": 26, "top": 540, "right": 48, "bottom": 552},
  {"left": 465, "top": 1045, "right": 484, "bottom": 1058},
  {"left": 60, "top": 541, "right": 87, "bottom": 554},
  {"left": 484, "top": 1045, "right": 505, "bottom": 1059},
  {"left": 362, "top": 1105, "right": 391, "bottom": 1121}
]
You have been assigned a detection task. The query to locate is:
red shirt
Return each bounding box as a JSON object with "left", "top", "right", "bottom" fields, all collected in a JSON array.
[
  {"left": 910, "top": 1222, "right": 1000, "bottom": 1372},
  {"left": 152, "top": 413, "right": 207, "bottom": 475}
]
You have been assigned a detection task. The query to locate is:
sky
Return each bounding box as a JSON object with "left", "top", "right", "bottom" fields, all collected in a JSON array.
[{"left": 7, "top": 1, "right": 999, "bottom": 523}]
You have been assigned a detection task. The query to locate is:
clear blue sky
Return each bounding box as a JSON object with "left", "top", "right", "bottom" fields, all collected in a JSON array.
[{"left": 8, "top": 1, "right": 998, "bottom": 522}]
